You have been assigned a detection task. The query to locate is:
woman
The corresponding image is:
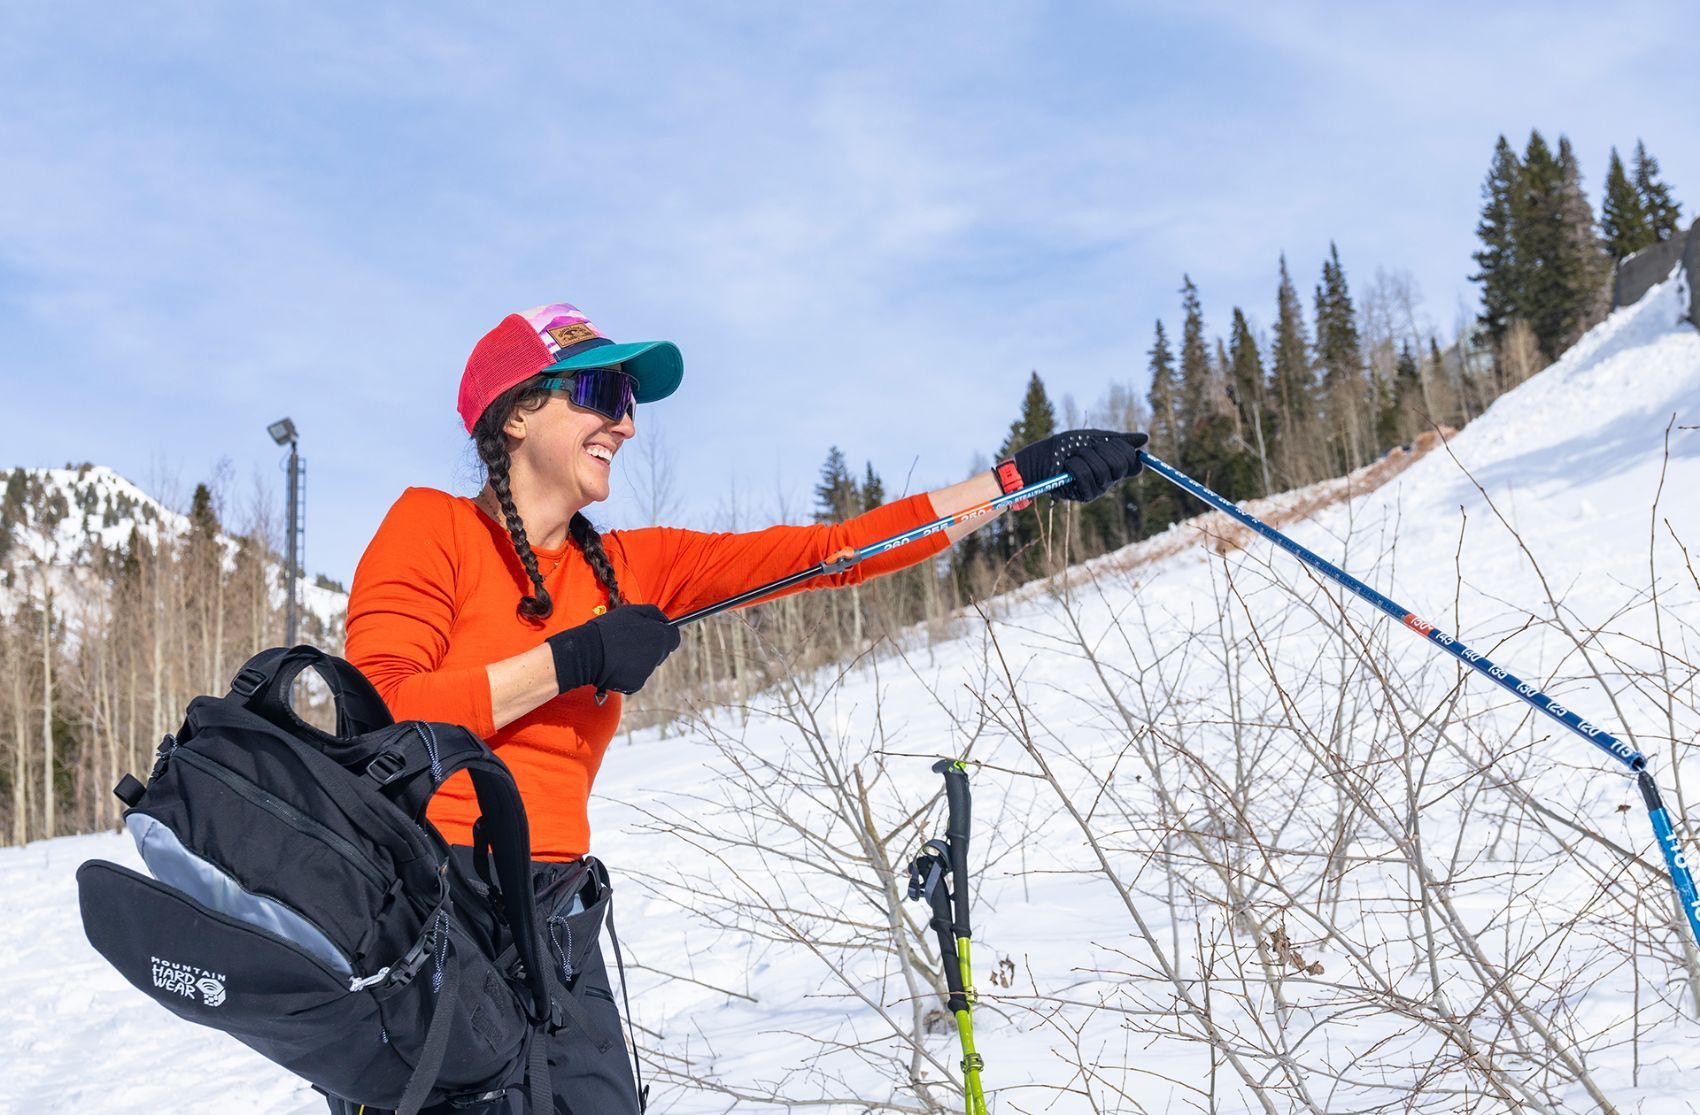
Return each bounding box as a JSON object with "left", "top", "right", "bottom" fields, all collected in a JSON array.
[{"left": 339, "top": 301, "right": 1146, "bottom": 1113}]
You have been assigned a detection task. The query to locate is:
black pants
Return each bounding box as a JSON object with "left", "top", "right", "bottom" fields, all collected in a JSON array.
[{"left": 326, "top": 854, "right": 642, "bottom": 1115}]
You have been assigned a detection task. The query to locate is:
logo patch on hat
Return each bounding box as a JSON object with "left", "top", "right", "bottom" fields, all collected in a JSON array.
[
  {"left": 547, "top": 323, "right": 600, "bottom": 349},
  {"left": 522, "top": 303, "right": 604, "bottom": 356}
]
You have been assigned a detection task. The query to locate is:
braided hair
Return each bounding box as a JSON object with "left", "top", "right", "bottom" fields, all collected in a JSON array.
[{"left": 472, "top": 377, "right": 624, "bottom": 623}]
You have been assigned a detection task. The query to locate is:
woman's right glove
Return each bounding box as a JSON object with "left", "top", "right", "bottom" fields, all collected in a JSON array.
[
  {"left": 546, "top": 604, "right": 681, "bottom": 695},
  {"left": 1009, "top": 429, "right": 1149, "bottom": 502}
]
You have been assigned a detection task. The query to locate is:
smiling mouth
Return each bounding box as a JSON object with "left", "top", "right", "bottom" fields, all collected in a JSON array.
[{"left": 586, "top": 446, "right": 614, "bottom": 467}]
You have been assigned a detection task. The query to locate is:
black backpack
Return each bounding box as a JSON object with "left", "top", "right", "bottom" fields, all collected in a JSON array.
[{"left": 76, "top": 645, "right": 564, "bottom": 1113}]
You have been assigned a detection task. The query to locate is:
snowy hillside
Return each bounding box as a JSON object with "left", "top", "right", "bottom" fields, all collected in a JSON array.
[
  {"left": 6, "top": 272, "right": 1699, "bottom": 1113},
  {"left": 0, "top": 463, "right": 345, "bottom": 633}
]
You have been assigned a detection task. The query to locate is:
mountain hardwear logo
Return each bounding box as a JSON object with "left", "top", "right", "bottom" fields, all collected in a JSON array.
[
  {"left": 197, "top": 976, "right": 227, "bottom": 1007},
  {"left": 151, "top": 956, "right": 227, "bottom": 1007}
]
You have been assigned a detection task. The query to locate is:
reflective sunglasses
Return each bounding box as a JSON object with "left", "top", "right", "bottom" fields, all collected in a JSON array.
[{"left": 538, "top": 367, "right": 636, "bottom": 422}]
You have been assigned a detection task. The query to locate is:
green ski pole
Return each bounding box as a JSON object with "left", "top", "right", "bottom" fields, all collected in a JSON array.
[{"left": 907, "top": 759, "right": 988, "bottom": 1115}]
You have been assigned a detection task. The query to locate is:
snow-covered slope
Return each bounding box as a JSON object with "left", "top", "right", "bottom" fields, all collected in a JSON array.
[
  {"left": 0, "top": 463, "right": 345, "bottom": 634},
  {"left": 6, "top": 273, "right": 1699, "bottom": 1113}
]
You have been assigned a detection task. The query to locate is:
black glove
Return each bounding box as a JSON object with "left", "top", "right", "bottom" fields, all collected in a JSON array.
[
  {"left": 547, "top": 604, "right": 681, "bottom": 696},
  {"left": 1010, "top": 429, "right": 1149, "bottom": 502}
]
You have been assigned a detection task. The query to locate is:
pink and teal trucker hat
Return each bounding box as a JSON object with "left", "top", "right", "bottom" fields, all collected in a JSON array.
[{"left": 457, "top": 302, "right": 684, "bottom": 432}]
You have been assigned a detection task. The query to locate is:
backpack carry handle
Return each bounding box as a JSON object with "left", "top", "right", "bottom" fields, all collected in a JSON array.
[{"left": 230, "top": 645, "right": 394, "bottom": 745}]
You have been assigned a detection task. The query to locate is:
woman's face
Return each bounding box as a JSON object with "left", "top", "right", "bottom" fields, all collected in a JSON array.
[{"left": 508, "top": 383, "right": 636, "bottom": 509}]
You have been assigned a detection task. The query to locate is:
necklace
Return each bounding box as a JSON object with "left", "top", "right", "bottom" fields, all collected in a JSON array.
[{"left": 476, "top": 492, "right": 569, "bottom": 576}]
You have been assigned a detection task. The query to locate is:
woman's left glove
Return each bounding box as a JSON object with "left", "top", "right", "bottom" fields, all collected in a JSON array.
[
  {"left": 547, "top": 604, "right": 681, "bottom": 696},
  {"left": 1009, "top": 430, "right": 1149, "bottom": 502}
]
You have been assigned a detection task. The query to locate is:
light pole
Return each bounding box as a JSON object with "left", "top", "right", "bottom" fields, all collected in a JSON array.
[{"left": 267, "top": 417, "right": 303, "bottom": 645}]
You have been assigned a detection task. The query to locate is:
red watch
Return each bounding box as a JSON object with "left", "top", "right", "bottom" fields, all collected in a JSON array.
[{"left": 995, "top": 458, "right": 1031, "bottom": 511}]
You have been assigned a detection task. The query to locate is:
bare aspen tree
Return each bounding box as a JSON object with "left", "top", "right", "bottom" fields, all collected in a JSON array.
[
  {"left": 1500, "top": 317, "right": 1545, "bottom": 390},
  {"left": 6, "top": 614, "right": 31, "bottom": 843},
  {"left": 0, "top": 465, "right": 301, "bottom": 845}
]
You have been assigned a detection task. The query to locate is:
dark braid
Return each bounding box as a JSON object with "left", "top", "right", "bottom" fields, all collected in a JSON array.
[
  {"left": 473, "top": 393, "right": 553, "bottom": 622},
  {"left": 471, "top": 377, "right": 625, "bottom": 621},
  {"left": 568, "top": 512, "right": 623, "bottom": 608}
]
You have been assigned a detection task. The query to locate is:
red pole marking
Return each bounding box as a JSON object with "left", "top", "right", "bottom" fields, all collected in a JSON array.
[{"left": 1402, "top": 613, "right": 1435, "bottom": 635}]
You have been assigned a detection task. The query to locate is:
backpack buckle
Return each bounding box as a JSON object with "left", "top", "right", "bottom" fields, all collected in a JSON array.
[
  {"left": 366, "top": 750, "right": 407, "bottom": 786},
  {"left": 230, "top": 666, "right": 268, "bottom": 698},
  {"left": 348, "top": 966, "right": 391, "bottom": 992}
]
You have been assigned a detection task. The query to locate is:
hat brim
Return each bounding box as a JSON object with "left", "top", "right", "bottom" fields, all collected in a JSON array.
[{"left": 541, "top": 340, "right": 683, "bottom": 404}]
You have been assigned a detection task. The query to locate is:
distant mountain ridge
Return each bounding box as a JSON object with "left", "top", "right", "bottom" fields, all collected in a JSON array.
[{"left": 0, "top": 462, "right": 345, "bottom": 637}]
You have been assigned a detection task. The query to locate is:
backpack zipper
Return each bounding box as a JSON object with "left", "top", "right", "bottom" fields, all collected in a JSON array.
[
  {"left": 171, "top": 747, "right": 389, "bottom": 891},
  {"left": 548, "top": 916, "right": 574, "bottom": 984},
  {"left": 149, "top": 734, "right": 177, "bottom": 782}
]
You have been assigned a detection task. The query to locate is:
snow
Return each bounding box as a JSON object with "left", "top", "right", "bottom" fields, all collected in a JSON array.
[{"left": 6, "top": 271, "right": 1700, "bottom": 1112}]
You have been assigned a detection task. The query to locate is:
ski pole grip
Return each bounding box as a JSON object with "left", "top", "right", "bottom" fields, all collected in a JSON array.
[
  {"left": 932, "top": 759, "right": 973, "bottom": 937},
  {"left": 934, "top": 760, "right": 971, "bottom": 845}
]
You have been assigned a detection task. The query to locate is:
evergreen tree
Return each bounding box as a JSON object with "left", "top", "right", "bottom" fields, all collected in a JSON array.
[
  {"left": 1396, "top": 341, "right": 1424, "bottom": 438},
  {"left": 1601, "top": 147, "right": 1652, "bottom": 261},
  {"left": 998, "top": 371, "right": 1058, "bottom": 458},
  {"left": 1145, "top": 321, "right": 1181, "bottom": 457},
  {"left": 0, "top": 470, "right": 23, "bottom": 565},
  {"left": 813, "top": 446, "right": 860, "bottom": 522},
  {"left": 1313, "top": 244, "right": 1368, "bottom": 473},
  {"left": 1227, "top": 308, "right": 1275, "bottom": 495},
  {"left": 1225, "top": 308, "right": 1265, "bottom": 427},
  {"left": 1514, "top": 134, "right": 1607, "bottom": 363},
  {"left": 1269, "top": 255, "right": 1318, "bottom": 487},
  {"left": 1555, "top": 136, "right": 1610, "bottom": 349},
  {"left": 189, "top": 482, "right": 220, "bottom": 541},
  {"left": 1171, "top": 277, "right": 1256, "bottom": 499},
  {"left": 1141, "top": 325, "right": 1185, "bottom": 536},
  {"left": 187, "top": 481, "right": 222, "bottom": 583},
  {"left": 1375, "top": 341, "right": 1423, "bottom": 449},
  {"left": 1215, "top": 336, "right": 1235, "bottom": 441},
  {"left": 1177, "top": 275, "right": 1214, "bottom": 453},
  {"left": 1368, "top": 354, "right": 1395, "bottom": 457},
  {"left": 2, "top": 468, "right": 25, "bottom": 522},
  {"left": 1513, "top": 130, "right": 1571, "bottom": 363},
  {"left": 1426, "top": 336, "right": 1457, "bottom": 427},
  {"left": 995, "top": 372, "right": 1058, "bottom": 574},
  {"left": 119, "top": 524, "right": 150, "bottom": 582},
  {"left": 1633, "top": 139, "right": 1684, "bottom": 241},
  {"left": 1472, "top": 135, "right": 1523, "bottom": 345},
  {"left": 860, "top": 462, "right": 884, "bottom": 512}
]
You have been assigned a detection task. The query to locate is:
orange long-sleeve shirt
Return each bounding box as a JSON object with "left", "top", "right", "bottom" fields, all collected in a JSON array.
[{"left": 345, "top": 488, "right": 948, "bottom": 860}]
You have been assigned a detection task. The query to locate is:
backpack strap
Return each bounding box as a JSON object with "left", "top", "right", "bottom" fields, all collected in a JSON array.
[
  {"left": 229, "top": 645, "right": 394, "bottom": 744},
  {"left": 603, "top": 886, "right": 649, "bottom": 1112},
  {"left": 366, "top": 722, "right": 556, "bottom": 1025},
  {"left": 393, "top": 921, "right": 461, "bottom": 1115},
  {"left": 528, "top": 1028, "right": 552, "bottom": 1113},
  {"left": 465, "top": 762, "right": 554, "bottom": 1023}
]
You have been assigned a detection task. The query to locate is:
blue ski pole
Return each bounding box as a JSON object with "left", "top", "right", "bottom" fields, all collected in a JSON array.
[
  {"left": 667, "top": 472, "right": 1075, "bottom": 627},
  {"left": 1140, "top": 451, "right": 1700, "bottom": 948}
]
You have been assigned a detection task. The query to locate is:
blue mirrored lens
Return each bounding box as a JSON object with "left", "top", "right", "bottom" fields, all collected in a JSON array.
[
  {"left": 572, "top": 368, "right": 635, "bottom": 420},
  {"left": 539, "top": 370, "right": 635, "bottom": 420}
]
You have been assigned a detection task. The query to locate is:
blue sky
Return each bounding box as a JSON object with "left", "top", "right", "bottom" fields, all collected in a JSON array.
[{"left": 2, "top": 1, "right": 1693, "bottom": 586}]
